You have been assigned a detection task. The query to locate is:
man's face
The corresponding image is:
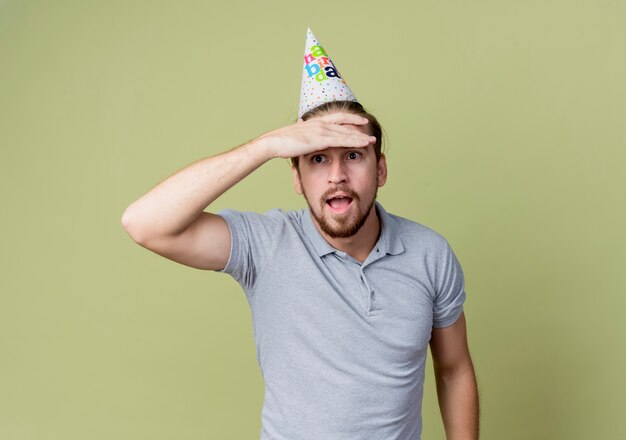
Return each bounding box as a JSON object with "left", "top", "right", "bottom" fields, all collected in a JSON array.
[{"left": 291, "top": 120, "right": 387, "bottom": 239}]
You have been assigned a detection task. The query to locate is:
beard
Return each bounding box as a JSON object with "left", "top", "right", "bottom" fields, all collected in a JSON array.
[{"left": 302, "top": 185, "right": 378, "bottom": 239}]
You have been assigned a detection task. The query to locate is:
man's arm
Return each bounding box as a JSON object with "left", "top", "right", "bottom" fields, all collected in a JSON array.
[
  {"left": 120, "top": 113, "right": 376, "bottom": 270},
  {"left": 429, "top": 311, "right": 480, "bottom": 440}
]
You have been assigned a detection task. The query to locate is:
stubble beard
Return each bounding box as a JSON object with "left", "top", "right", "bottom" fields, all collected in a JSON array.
[{"left": 302, "top": 185, "right": 378, "bottom": 239}]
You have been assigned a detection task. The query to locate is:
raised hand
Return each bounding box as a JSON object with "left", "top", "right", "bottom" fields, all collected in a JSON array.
[{"left": 254, "top": 112, "right": 377, "bottom": 159}]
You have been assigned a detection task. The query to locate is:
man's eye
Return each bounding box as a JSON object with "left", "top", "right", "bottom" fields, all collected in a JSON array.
[
  {"left": 312, "top": 155, "right": 325, "bottom": 163},
  {"left": 347, "top": 151, "right": 361, "bottom": 160}
]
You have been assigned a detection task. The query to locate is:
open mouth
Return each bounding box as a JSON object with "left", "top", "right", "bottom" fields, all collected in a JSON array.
[{"left": 326, "top": 196, "right": 354, "bottom": 214}]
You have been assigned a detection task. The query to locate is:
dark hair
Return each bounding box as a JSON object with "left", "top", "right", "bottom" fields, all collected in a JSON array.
[{"left": 291, "top": 100, "right": 385, "bottom": 169}]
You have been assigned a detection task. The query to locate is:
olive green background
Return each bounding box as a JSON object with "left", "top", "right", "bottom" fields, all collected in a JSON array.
[{"left": 1, "top": 0, "right": 624, "bottom": 439}]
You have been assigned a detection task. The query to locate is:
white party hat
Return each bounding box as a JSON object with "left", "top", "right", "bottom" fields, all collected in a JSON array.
[{"left": 298, "top": 27, "right": 358, "bottom": 119}]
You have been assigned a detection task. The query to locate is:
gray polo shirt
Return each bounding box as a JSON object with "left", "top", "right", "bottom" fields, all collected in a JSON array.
[{"left": 217, "top": 201, "right": 466, "bottom": 440}]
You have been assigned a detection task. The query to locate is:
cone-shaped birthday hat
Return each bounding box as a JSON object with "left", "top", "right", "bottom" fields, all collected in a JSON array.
[{"left": 298, "top": 27, "right": 359, "bottom": 119}]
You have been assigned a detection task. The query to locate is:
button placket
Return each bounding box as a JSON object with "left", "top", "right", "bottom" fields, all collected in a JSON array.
[{"left": 359, "top": 268, "right": 376, "bottom": 317}]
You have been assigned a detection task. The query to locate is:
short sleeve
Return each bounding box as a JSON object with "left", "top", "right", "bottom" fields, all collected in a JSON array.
[
  {"left": 432, "top": 240, "right": 467, "bottom": 328},
  {"left": 216, "top": 209, "right": 286, "bottom": 296}
]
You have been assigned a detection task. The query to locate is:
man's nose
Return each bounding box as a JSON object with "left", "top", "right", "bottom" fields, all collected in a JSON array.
[{"left": 328, "top": 159, "right": 348, "bottom": 184}]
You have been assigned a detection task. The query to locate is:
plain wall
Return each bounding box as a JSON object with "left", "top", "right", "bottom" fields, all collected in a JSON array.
[{"left": 1, "top": 0, "right": 624, "bottom": 438}]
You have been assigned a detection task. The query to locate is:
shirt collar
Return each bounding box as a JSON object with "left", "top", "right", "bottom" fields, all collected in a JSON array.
[{"left": 302, "top": 201, "right": 405, "bottom": 258}]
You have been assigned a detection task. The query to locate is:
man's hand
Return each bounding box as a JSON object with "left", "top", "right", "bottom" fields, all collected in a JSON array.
[{"left": 254, "top": 112, "right": 377, "bottom": 159}]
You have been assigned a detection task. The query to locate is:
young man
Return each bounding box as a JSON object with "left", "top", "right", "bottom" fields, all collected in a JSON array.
[{"left": 122, "top": 29, "right": 479, "bottom": 440}]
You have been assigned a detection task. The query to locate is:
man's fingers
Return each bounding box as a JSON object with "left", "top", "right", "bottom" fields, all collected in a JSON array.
[
  {"left": 325, "top": 123, "right": 376, "bottom": 141},
  {"left": 314, "top": 111, "right": 369, "bottom": 125},
  {"left": 321, "top": 129, "right": 376, "bottom": 147}
]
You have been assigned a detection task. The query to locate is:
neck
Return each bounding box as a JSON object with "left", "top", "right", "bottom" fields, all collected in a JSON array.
[{"left": 313, "top": 204, "right": 381, "bottom": 263}]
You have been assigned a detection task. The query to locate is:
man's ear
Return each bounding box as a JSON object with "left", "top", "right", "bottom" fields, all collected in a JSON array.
[
  {"left": 377, "top": 154, "right": 388, "bottom": 187},
  {"left": 291, "top": 165, "right": 303, "bottom": 195}
]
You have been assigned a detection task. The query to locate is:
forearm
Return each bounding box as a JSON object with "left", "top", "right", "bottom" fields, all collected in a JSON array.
[
  {"left": 434, "top": 364, "right": 480, "bottom": 440},
  {"left": 122, "top": 137, "right": 275, "bottom": 240}
]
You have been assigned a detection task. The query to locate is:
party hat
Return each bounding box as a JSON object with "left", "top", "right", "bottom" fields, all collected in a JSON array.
[{"left": 298, "top": 27, "right": 358, "bottom": 119}]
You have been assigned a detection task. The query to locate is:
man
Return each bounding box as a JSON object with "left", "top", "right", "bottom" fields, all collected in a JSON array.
[{"left": 122, "top": 28, "right": 479, "bottom": 440}]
